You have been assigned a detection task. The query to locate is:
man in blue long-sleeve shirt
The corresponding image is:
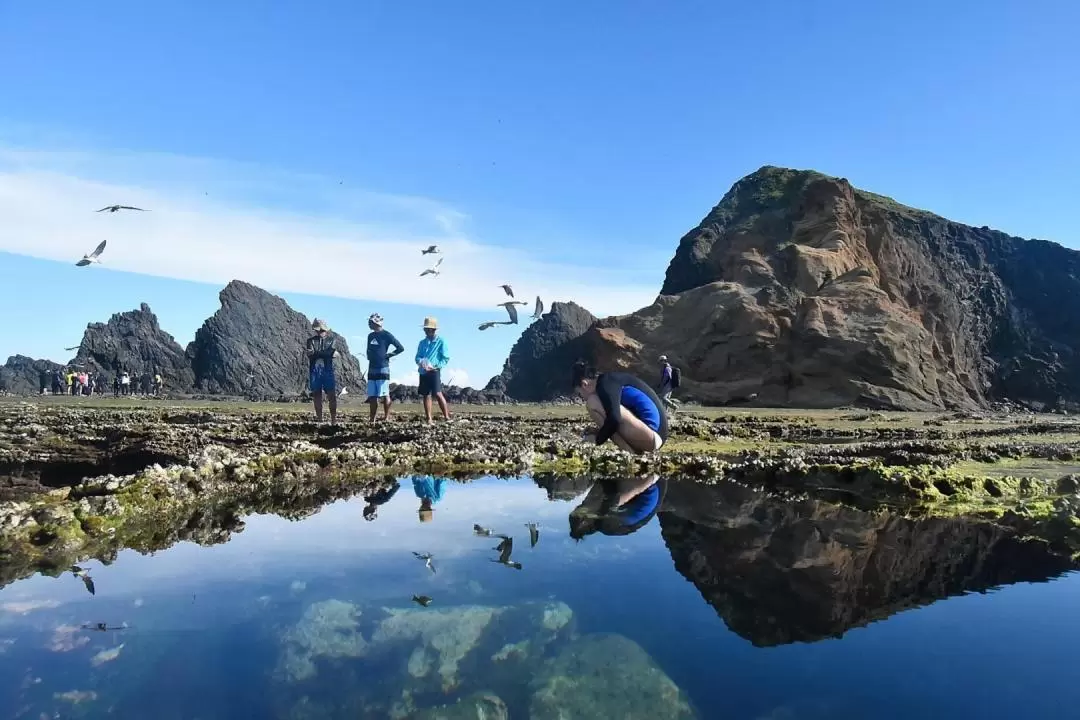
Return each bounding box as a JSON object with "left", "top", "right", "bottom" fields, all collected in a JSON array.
[
  {"left": 415, "top": 316, "right": 451, "bottom": 424},
  {"left": 365, "top": 312, "right": 404, "bottom": 423}
]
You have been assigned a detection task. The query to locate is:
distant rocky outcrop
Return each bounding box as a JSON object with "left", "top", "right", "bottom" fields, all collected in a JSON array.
[
  {"left": 658, "top": 481, "right": 1076, "bottom": 646},
  {"left": 389, "top": 383, "right": 507, "bottom": 405},
  {"left": 71, "top": 303, "right": 194, "bottom": 389},
  {"left": 0, "top": 356, "right": 62, "bottom": 395},
  {"left": 185, "top": 280, "right": 365, "bottom": 398},
  {"left": 500, "top": 166, "right": 1080, "bottom": 410},
  {"left": 485, "top": 301, "right": 597, "bottom": 401}
]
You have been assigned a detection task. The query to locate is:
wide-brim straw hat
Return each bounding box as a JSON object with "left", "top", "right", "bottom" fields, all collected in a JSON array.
[{"left": 422, "top": 316, "right": 438, "bottom": 330}]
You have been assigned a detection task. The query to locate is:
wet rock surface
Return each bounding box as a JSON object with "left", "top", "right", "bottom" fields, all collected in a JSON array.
[{"left": 3, "top": 401, "right": 1080, "bottom": 593}]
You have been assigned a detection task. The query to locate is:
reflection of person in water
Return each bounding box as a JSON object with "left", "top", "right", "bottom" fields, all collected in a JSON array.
[
  {"left": 412, "top": 475, "right": 447, "bottom": 523},
  {"left": 569, "top": 475, "right": 666, "bottom": 539},
  {"left": 362, "top": 480, "right": 400, "bottom": 521}
]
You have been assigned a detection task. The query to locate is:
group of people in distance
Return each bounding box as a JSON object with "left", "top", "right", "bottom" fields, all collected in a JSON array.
[
  {"left": 301, "top": 311, "right": 674, "bottom": 458},
  {"left": 304, "top": 313, "right": 451, "bottom": 426}
]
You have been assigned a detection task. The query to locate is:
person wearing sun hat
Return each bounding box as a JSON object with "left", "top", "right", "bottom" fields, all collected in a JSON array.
[
  {"left": 365, "top": 312, "right": 404, "bottom": 423},
  {"left": 305, "top": 317, "right": 340, "bottom": 424},
  {"left": 415, "top": 316, "right": 451, "bottom": 424}
]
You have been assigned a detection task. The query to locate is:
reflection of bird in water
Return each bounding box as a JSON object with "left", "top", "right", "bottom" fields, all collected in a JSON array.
[
  {"left": 531, "top": 296, "right": 544, "bottom": 321},
  {"left": 491, "top": 536, "right": 522, "bottom": 570},
  {"left": 499, "top": 284, "right": 514, "bottom": 298},
  {"left": 473, "top": 523, "right": 494, "bottom": 536},
  {"left": 97, "top": 205, "right": 146, "bottom": 213},
  {"left": 76, "top": 240, "right": 107, "bottom": 267},
  {"left": 421, "top": 245, "right": 440, "bottom": 255},
  {"left": 412, "top": 595, "right": 433, "bottom": 607},
  {"left": 71, "top": 566, "right": 95, "bottom": 595},
  {"left": 526, "top": 522, "right": 540, "bottom": 548},
  {"left": 81, "top": 622, "right": 128, "bottom": 632},
  {"left": 412, "top": 551, "right": 436, "bottom": 574}
]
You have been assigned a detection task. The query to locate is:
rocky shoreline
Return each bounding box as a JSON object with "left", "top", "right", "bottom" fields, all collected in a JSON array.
[{"left": 3, "top": 402, "right": 1080, "bottom": 590}]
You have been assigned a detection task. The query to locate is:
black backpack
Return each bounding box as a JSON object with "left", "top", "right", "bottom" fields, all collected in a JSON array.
[{"left": 671, "top": 366, "right": 681, "bottom": 389}]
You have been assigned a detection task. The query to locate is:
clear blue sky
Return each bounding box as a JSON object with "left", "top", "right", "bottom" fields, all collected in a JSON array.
[{"left": 1, "top": 0, "right": 1078, "bottom": 387}]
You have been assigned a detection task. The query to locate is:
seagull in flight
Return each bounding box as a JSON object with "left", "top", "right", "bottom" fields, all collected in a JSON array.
[
  {"left": 76, "top": 240, "right": 107, "bottom": 267},
  {"left": 64, "top": 345, "right": 81, "bottom": 351},
  {"left": 421, "top": 245, "right": 440, "bottom": 255},
  {"left": 420, "top": 257, "right": 443, "bottom": 278},
  {"left": 497, "top": 301, "right": 528, "bottom": 324},
  {"left": 97, "top": 205, "right": 147, "bottom": 213},
  {"left": 531, "top": 296, "right": 543, "bottom": 320},
  {"left": 499, "top": 284, "right": 514, "bottom": 298}
]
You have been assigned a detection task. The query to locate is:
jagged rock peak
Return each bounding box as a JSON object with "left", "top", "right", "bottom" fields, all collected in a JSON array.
[
  {"left": 73, "top": 303, "right": 194, "bottom": 389},
  {"left": 486, "top": 301, "right": 598, "bottom": 401},
  {"left": 186, "top": 280, "right": 365, "bottom": 398}
]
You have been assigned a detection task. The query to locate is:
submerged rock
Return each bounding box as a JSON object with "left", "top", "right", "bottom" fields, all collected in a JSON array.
[
  {"left": 411, "top": 692, "right": 509, "bottom": 720},
  {"left": 277, "top": 599, "right": 367, "bottom": 682},
  {"left": 529, "top": 633, "right": 697, "bottom": 720}
]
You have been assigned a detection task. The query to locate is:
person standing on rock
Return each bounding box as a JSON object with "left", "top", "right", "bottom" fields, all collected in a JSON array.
[
  {"left": 571, "top": 360, "right": 668, "bottom": 454},
  {"left": 306, "top": 318, "right": 341, "bottom": 424},
  {"left": 657, "top": 355, "right": 681, "bottom": 410},
  {"left": 415, "top": 317, "right": 451, "bottom": 424},
  {"left": 365, "top": 313, "right": 404, "bottom": 423}
]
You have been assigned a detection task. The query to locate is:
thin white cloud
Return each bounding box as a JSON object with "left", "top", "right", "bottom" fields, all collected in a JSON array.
[{"left": 0, "top": 146, "right": 657, "bottom": 316}]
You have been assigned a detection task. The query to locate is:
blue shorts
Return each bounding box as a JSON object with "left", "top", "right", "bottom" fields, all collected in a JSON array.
[
  {"left": 367, "top": 379, "right": 389, "bottom": 398},
  {"left": 309, "top": 364, "right": 335, "bottom": 394}
]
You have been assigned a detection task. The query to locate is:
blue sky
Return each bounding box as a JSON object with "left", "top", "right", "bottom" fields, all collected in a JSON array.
[{"left": 1, "top": 0, "right": 1078, "bottom": 387}]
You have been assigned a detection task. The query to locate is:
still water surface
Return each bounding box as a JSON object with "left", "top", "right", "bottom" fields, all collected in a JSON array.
[{"left": 1, "top": 474, "right": 1078, "bottom": 719}]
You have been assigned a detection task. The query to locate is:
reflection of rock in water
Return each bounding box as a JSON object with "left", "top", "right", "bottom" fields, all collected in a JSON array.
[
  {"left": 659, "top": 480, "right": 1079, "bottom": 646},
  {"left": 529, "top": 633, "right": 697, "bottom": 720},
  {"left": 532, "top": 473, "right": 594, "bottom": 501}
]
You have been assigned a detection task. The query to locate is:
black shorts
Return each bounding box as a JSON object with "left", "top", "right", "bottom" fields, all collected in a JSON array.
[{"left": 418, "top": 369, "right": 442, "bottom": 397}]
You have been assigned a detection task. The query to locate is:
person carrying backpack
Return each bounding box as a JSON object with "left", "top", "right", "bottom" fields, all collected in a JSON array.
[{"left": 658, "top": 355, "right": 681, "bottom": 409}]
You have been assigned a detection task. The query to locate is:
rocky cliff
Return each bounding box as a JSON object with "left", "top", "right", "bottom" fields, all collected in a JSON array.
[
  {"left": 658, "top": 481, "right": 1076, "bottom": 647},
  {"left": 0, "top": 356, "right": 62, "bottom": 395},
  {"left": 484, "top": 301, "right": 597, "bottom": 400},
  {"left": 70, "top": 303, "right": 195, "bottom": 389},
  {"left": 504, "top": 166, "right": 1080, "bottom": 410},
  {"left": 185, "top": 280, "right": 365, "bottom": 398}
]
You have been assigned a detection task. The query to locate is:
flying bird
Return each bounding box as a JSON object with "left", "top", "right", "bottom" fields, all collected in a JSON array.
[
  {"left": 531, "top": 297, "right": 543, "bottom": 321},
  {"left": 420, "top": 257, "right": 443, "bottom": 278},
  {"left": 75, "top": 240, "right": 107, "bottom": 267},
  {"left": 421, "top": 245, "right": 440, "bottom": 255},
  {"left": 96, "top": 205, "right": 146, "bottom": 213},
  {"left": 64, "top": 345, "right": 80, "bottom": 351},
  {"left": 478, "top": 321, "right": 499, "bottom": 331},
  {"left": 473, "top": 523, "right": 495, "bottom": 537},
  {"left": 497, "top": 301, "right": 528, "bottom": 325},
  {"left": 499, "top": 284, "right": 514, "bottom": 298},
  {"left": 526, "top": 522, "right": 540, "bottom": 548},
  {"left": 412, "top": 595, "right": 433, "bottom": 607}
]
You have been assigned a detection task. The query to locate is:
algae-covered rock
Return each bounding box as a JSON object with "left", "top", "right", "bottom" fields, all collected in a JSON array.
[
  {"left": 411, "top": 691, "right": 509, "bottom": 720},
  {"left": 529, "top": 633, "right": 696, "bottom": 720},
  {"left": 277, "top": 599, "right": 367, "bottom": 682}
]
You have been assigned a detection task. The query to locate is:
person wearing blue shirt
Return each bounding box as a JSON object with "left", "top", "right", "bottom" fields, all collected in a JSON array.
[
  {"left": 412, "top": 474, "right": 447, "bottom": 523},
  {"left": 365, "top": 312, "right": 405, "bottom": 423},
  {"left": 415, "top": 316, "right": 451, "bottom": 424}
]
